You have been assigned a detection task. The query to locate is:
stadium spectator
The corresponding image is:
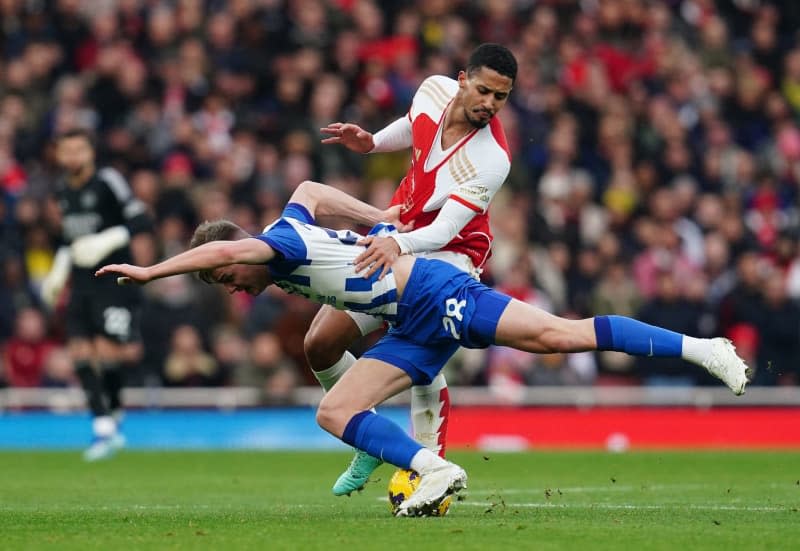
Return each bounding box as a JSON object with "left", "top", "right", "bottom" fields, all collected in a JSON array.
[
  {"left": 164, "top": 324, "right": 223, "bottom": 387},
  {"left": 0, "top": 254, "right": 42, "bottom": 341},
  {"left": 41, "top": 346, "right": 76, "bottom": 388},
  {"left": 636, "top": 270, "right": 709, "bottom": 386},
  {"left": 753, "top": 273, "right": 800, "bottom": 386},
  {"left": 239, "top": 331, "right": 300, "bottom": 404},
  {"left": 2, "top": 307, "right": 55, "bottom": 387}
]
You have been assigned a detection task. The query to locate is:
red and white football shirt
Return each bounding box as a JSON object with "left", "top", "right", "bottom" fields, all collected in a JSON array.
[{"left": 390, "top": 75, "right": 511, "bottom": 269}]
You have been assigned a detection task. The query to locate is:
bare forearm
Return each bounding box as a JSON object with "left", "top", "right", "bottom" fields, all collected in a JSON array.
[
  {"left": 145, "top": 242, "right": 239, "bottom": 281},
  {"left": 292, "top": 181, "right": 387, "bottom": 226}
]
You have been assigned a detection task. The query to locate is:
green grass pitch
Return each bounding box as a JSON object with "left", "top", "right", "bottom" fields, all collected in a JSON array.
[{"left": 1, "top": 450, "right": 798, "bottom": 550}]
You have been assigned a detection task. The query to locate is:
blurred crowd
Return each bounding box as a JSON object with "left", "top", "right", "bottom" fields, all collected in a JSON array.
[{"left": 2, "top": 0, "right": 800, "bottom": 402}]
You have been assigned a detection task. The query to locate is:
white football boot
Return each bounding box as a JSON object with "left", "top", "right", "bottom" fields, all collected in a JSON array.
[
  {"left": 395, "top": 462, "right": 467, "bottom": 517},
  {"left": 83, "top": 432, "right": 126, "bottom": 462},
  {"left": 701, "top": 338, "right": 749, "bottom": 395}
]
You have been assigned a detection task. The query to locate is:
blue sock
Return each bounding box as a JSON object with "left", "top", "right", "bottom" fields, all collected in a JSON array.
[
  {"left": 594, "top": 315, "right": 683, "bottom": 357},
  {"left": 342, "top": 411, "right": 423, "bottom": 469}
]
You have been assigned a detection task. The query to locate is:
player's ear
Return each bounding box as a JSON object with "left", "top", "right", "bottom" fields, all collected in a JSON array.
[{"left": 457, "top": 70, "right": 467, "bottom": 88}]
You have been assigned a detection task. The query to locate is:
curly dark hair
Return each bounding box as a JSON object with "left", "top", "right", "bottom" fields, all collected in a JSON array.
[{"left": 466, "top": 43, "right": 518, "bottom": 82}]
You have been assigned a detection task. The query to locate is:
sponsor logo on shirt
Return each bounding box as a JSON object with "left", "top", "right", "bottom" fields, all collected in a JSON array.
[{"left": 459, "top": 184, "right": 490, "bottom": 203}]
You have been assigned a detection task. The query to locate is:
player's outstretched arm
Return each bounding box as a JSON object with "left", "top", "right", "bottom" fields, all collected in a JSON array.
[
  {"left": 321, "top": 116, "right": 413, "bottom": 154},
  {"left": 289, "top": 181, "right": 409, "bottom": 230},
  {"left": 95, "top": 239, "right": 275, "bottom": 284}
]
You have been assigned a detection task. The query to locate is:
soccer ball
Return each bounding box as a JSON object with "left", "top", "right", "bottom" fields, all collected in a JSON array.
[{"left": 387, "top": 468, "right": 452, "bottom": 516}]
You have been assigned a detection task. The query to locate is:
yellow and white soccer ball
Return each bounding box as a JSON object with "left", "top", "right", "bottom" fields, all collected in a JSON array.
[{"left": 387, "top": 468, "right": 452, "bottom": 516}]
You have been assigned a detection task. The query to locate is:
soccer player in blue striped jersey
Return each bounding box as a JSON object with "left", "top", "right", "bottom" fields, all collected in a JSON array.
[{"left": 97, "top": 181, "right": 750, "bottom": 517}]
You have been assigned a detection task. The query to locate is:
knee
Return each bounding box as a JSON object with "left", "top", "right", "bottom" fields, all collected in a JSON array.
[{"left": 316, "top": 395, "right": 348, "bottom": 437}]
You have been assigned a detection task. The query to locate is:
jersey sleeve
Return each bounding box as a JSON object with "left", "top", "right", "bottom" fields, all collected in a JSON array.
[
  {"left": 390, "top": 199, "right": 475, "bottom": 255},
  {"left": 281, "top": 202, "right": 315, "bottom": 224},
  {"left": 99, "top": 167, "right": 152, "bottom": 234},
  {"left": 449, "top": 165, "right": 510, "bottom": 214},
  {"left": 254, "top": 219, "right": 307, "bottom": 262},
  {"left": 371, "top": 116, "right": 413, "bottom": 153}
]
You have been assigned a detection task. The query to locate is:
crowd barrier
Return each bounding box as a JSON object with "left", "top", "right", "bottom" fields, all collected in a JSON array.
[{"left": 1, "top": 387, "right": 798, "bottom": 450}]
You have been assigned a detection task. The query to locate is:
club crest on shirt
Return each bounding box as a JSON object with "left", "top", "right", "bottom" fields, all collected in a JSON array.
[{"left": 398, "top": 175, "right": 415, "bottom": 214}]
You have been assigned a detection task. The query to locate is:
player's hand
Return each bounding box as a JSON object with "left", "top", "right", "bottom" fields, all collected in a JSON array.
[
  {"left": 320, "top": 123, "right": 375, "bottom": 153},
  {"left": 95, "top": 263, "right": 151, "bottom": 285},
  {"left": 354, "top": 236, "right": 401, "bottom": 280},
  {"left": 381, "top": 205, "right": 415, "bottom": 233}
]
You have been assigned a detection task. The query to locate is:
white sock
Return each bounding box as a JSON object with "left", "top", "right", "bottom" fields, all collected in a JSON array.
[
  {"left": 409, "top": 447, "right": 448, "bottom": 475},
  {"left": 411, "top": 373, "right": 448, "bottom": 456},
  {"left": 92, "top": 415, "right": 117, "bottom": 438},
  {"left": 313, "top": 351, "right": 356, "bottom": 392},
  {"left": 681, "top": 336, "right": 712, "bottom": 367}
]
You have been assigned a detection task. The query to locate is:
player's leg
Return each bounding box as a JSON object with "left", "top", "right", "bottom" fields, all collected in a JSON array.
[
  {"left": 316, "top": 355, "right": 466, "bottom": 516},
  {"left": 83, "top": 292, "right": 140, "bottom": 460},
  {"left": 95, "top": 285, "right": 142, "bottom": 422},
  {"left": 483, "top": 295, "right": 749, "bottom": 394},
  {"left": 304, "top": 305, "right": 369, "bottom": 389},
  {"left": 305, "top": 306, "right": 388, "bottom": 495},
  {"left": 70, "top": 338, "right": 124, "bottom": 461},
  {"left": 95, "top": 337, "right": 139, "bottom": 420},
  {"left": 66, "top": 291, "right": 119, "bottom": 461},
  {"left": 69, "top": 338, "right": 111, "bottom": 425},
  {"left": 408, "top": 251, "right": 475, "bottom": 461},
  {"left": 410, "top": 373, "right": 449, "bottom": 457},
  {"left": 316, "top": 357, "right": 413, "bottom": 439},
  {"left": 89, "top": 336, "right": 128, "bottom": 459}
]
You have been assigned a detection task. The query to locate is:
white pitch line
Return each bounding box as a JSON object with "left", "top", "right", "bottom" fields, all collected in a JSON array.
[
  {"left": 373, "top": 497, "right": 792, "bottom": 512},
  {"left": 466, "top": 483, "right": 711, "bottom": 495},
  {"left": 456, "top": 502, "right": 791, "bottom": 512}
]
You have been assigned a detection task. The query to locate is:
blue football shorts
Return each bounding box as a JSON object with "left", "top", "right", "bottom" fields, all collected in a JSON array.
[{"left": 362, "top": 258, "right": 512, "bottom": 385}]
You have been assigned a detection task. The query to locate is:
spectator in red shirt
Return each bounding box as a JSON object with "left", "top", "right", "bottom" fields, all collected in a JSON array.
[{"left": 3, "top": 307, "right": 55, "bottom": 387}]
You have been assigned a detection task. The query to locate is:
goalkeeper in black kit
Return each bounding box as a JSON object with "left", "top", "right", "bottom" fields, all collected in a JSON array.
[{"left": 41, "top": 129, "right": 153, "bottom": 461}]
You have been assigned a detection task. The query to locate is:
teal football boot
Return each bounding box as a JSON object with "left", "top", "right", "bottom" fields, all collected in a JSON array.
[{"left": 332, "top": 450, "right": 384, "bottom": 496}]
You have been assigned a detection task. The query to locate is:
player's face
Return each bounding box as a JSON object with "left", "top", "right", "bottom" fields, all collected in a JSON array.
[
  {"left": 459, "top": 67, "right": 513, "bottom": 129},
  {"left": 56, "top": 136, "right": 95, "bottom": 176},
  {"left": 211, "top": 264, "right": 272, "bottom": 296}
]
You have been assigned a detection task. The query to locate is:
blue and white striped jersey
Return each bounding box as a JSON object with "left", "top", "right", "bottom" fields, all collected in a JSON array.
[{"left": 254, "top": 203, "right": 399, "bottom": 323}]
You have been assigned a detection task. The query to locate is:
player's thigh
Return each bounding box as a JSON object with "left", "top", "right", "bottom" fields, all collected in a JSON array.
[
  {"left": 94, "top": 336, "right": 142, "bottom": 363},
  {"left": 494, "top": 299, "right": 596, "bottom": 352},
  {"left": 65, "top": 292, "right": 93, "bottom": 345},
  {"left": 68, "top": 338, "right": 94, "bottom": 361},
  {"left": 318, "top": 357, "right": 412, "bottom": 435}
]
